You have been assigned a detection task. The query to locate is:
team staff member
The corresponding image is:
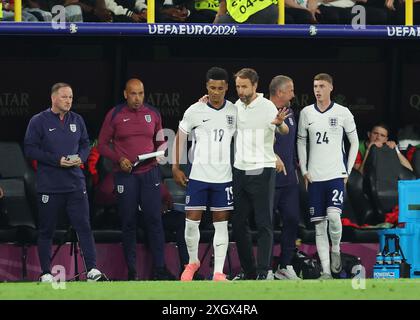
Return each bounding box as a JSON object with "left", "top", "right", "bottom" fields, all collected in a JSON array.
[
  {"left": 297, "top": 73, "right": 359, "bottom": 279},
  {"left": 269, "top": 75, "right": 301, "bottom": 280},
  {"left": 98, "top": 78, "right": 175, "bottom": 281},
  {"left": 232, "top": 68, "right": 288, "bottom": 280},
  {"left": 214, "top": 0, "right": 278, "bottom": 24},
  {"left": 24, "top": 82, "right": 103, "bottom": 282}
]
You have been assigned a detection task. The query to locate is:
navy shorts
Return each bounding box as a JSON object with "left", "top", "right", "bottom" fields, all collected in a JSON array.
[
  {"left": 185, "top": 179, "right": 234, "bottom": 211},
  {"left": 307, "top": 178, "right": 344, "bottom": 222}
]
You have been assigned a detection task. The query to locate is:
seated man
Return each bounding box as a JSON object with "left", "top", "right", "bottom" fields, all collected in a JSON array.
[{"left": 354, "top": 122, "right": 413, "bottom": 174}]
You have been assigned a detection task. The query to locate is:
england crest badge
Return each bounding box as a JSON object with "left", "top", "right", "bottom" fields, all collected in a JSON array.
[
  {"left": 117, "top": 185, "right": 124, "bottom": 194},
  {"left": 226, "top": 115, "right": 234, "bottom": 129},
  {"left": 328, "top": 117, "right": 338, "bottom": 129},
  {"left": 41, "top": 194, "right": 49, "bottom": 204},
  {"left": 145, "top": 115, "right": 152, "bottom": 123},
  {"left": 70, "top": 124, "right": 77, "bottom": 132}
]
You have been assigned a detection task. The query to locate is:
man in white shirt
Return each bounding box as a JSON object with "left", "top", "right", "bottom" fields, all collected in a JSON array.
[
  {"left": 232, "top": 68, "right": 288, "bottom": 280},
  {"left": 297, "top": 73, "right": 359, "bottom": 279},
  {"left": 172, "top": 67, "right": 236, "bottom": 281}
]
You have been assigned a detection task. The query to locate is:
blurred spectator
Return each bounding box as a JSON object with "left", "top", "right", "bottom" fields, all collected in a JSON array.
[
  {"left": 156, "top": 0, "right": 219, "bottom": 23},
  {"left": 354, "top": 122, "right": 413, "bottom": 174},
  {"left": 316, "top": 0, "right": 388, "bottom": 25},
  {"left": 285, "top": 0, "right": 319, "bottom": 24},
  {"left": 190, "top": 0, "right": 218, "bottom": 22},
  {"left": 156, "top": 0, "right": 191, "bottom": 22},
  {"left": 353, "top": 0, "right": 390, "bottom": 25},
  {"left": 315, "top": 0, "right": 354, "bottom": 24},
  {"left": 105, "top": 0, "right": 146, "bottom": 22},
  {"left": 2, "top": 0, "right": 40, "bottom": 20},
  {"left": 40, "top": 0, "right": 84, "bottom": 21},
  {"left": 385, "top": 0, "right": 420, "bottom": 25},
  {"left": 214, "top": 0, "right": 278, "bottom": 24},
  {"left": 0, "top": 187, "right": 3, "bottom": 199},
  {"left": 24, "top": 0, "right": 53, "bottom": 21},
  {"left": 70, "top": 0, "right": 112, "bottom": 21}
]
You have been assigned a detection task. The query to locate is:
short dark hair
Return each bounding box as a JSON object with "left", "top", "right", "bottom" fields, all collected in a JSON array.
[
  {"left": 314, "top": 73, "right": 333, "bottom": 85},
  {"left": 371, "top": 122, "right": 390, "bottom": 136},
  {"left": 51, "top": 82, "right": 72, "bottom": 95},
  {"left": 269, "top": 75, "right": 293, "bottom": 96},
  {"left": 206, "top": 67, "right": 228, "bottom": 82},
  {"left": 234, "top": 68, "right": 259, "bottom": 85}
]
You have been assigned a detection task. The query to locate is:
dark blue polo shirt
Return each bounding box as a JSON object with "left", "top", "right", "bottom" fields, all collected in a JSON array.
[
  {"left": 24, "top": 108, "right": 90, "bottom": 193},
  {"left": 274, "top": 107, "right": 299, "bottom": 187}
]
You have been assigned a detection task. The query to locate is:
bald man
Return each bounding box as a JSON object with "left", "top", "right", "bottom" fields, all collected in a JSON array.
[{"left": 98, "top": 79, "right": 175, "bottom": 281}]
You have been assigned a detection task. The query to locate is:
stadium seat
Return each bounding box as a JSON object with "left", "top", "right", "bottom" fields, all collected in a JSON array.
[
  {"left": 164, "top": 178, "right": 186, "bottom": 205},
  {"left": 89, "top": 156, "right": 123, "bottom": 244},
  {"left": 346, "top": 169, "right": 376, "bottom": 225},
  {"left": 364, "top": 145, "right": 416, "bottom": 223},
  {"left": 344, "top": 169, "right": 380, "bottom": 243},
  {"left": 159, "top": 163, "right": 173, "bottom": 180},
  {"left": 0, "top": 142, "right": 38, "bottom": 279}
]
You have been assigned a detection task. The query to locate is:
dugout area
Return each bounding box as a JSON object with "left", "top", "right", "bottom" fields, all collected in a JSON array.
[{"left": 0, "top": 24, "right": 420, "bottom": 284}]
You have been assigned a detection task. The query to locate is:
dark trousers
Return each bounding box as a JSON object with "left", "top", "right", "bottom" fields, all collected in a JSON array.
[
  {"left": 232, "top": 167, "right": 275, "bottom": 277},
  {"left": 273, "top": 184, "right": 300, "bottom": 267},
  {"left": 317, "top": 6, "right": 353, "bottom": 24},
  {"left": 37, "top": 190, "right": 97, "bottom": 274},
  {"left": 114, "top": 166, "right": 165, "bottom": 274},
  {"left": 161, "top": 211, "right": 189, "bottom": 269},
  {"left": 285, "top": 8, "right": 314, "bottom": 24}
]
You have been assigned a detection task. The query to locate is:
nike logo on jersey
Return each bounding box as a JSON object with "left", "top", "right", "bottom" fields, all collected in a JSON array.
[
  {"left": 202, "top": 119, "right": 211, "bottom": 122},
  {"left": 123, "top": 118, "right": 130, "bottom": 122},
  {"left": 308, "top": 122, "right": 315, "bottom": 126},
  {"left": 48, "top": 128, "right": 56, "bottom": 132},
  {"left": 155, "top": 183, "right": 160, "bottom": 186},
  {"left": 228, "top": 201, "right": 234, "bottom": 205}
]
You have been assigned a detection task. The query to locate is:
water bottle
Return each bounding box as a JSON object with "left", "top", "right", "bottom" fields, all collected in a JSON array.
[
  {"left": 376, "top": 252, "right": 384, "bottom": 265},
  {"left": 392, "top": 252, "right": 402, "bottom": 265},
  {"left": 384, "top": 252, "right": 393, "bottom": 265}
]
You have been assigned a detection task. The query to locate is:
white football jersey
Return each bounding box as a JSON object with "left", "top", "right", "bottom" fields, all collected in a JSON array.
[
  {"left": 234, "top": 94, "right": 278, "bottom": 171},
  {"left": 297, "top": 102, "right": 357, "bottom": 181},
  {"left": 179, "top": 100, "right": 237, "bottom": 183}
]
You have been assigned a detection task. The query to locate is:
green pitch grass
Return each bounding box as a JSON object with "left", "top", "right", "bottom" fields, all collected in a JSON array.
[{"left": 0, "top": 279, "right": 419, "bottom": 300}]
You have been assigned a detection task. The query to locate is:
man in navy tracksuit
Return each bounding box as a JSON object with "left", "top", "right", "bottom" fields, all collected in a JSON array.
[
  {"left": 98, "top": 78, "right": 175, "bottom": 280},
  {"left": 24, "top": 82, "right": 103, "bottom": 282},
  {"left": 269, "top": 75, "right": 302, "bottom": 280}
]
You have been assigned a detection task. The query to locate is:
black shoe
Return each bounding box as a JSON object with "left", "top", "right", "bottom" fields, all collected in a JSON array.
[
  {"left": 153, "top": 267, "right": 176, "bottom": 280},
  {"left": 128, "top": 270, "right": 137, "bottom": 281},
  {"left": 256, "top": 273, "right": 267, "bottom": 280},
  {"left": 230, "top": 272, "right": 256, "bottom": 280}
]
